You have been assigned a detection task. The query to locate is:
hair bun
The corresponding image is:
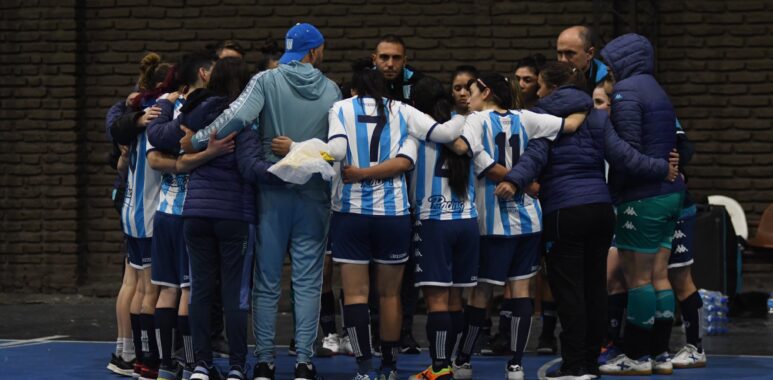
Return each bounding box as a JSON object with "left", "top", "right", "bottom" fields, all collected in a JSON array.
[{"left": 140, "top": 52, "right": 161, "bottom": 70}]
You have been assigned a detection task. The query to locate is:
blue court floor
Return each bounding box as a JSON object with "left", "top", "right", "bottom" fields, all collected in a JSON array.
[{"left": 1, "top": 339, "right": 772, "bottom": 380}]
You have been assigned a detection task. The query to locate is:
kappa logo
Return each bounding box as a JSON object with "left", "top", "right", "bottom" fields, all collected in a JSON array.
[
  {"left": 656, "top": 310, "right": 675, "bottom": 319},
  {"left": 674, "top": 229, "right": 686, "bottom": 239},
  {"left": 675, "top": 244, "right": 688, "bottom": 254},
  {"left": 623, "top": 221, "right": 637, "bottom": 230},
  {"left": 415, "top": 264, "right": 423, "bottom": 273},
  {"left": 643, "top": 316, "right": 655, "bottom": 326},
  {"left": 623, "top": 206, "right": 638, "bottom": 216},
  {"left": 414, "top": 249, "right": 422, "bottom": 257},
  {"left": 614, "top": 93, "right": 623, "bottom": 100},
  {"left": 413, "top": 233, "right": 422, "bottom": 242},
  {"left": 286, "top": 38, "right": 293, "bottom": 50},
  {"left": 414, "top": 220, "right": 423, "bottom": 227}
]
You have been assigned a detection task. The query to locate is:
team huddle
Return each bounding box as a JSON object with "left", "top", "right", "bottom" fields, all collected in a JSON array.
[{"left": 105, "top": 21, "right": 706, "bottom": 380}]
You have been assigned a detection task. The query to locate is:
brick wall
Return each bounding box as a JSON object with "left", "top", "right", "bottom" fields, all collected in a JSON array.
[{"left": 1, "top": 0, "right": 771, "bottom": 293}]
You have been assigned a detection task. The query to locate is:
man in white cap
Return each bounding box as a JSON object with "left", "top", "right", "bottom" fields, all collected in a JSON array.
[{"left": 186, "top": 22, "right": 341, "bottom": 380}]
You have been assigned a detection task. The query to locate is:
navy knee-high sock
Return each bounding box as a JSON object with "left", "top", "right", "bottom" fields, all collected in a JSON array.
[
  {"left": 320, "top": 290, "right": 337, "bottom": 337},
  {"left": 608, "top": 292, "right": 628, "bottom": 346},
  {"left": 455, "top": 305, "right": 486, "bottom": 364},
  {"left": 426, "top": 312, "right": 452, "bottom": 371},
  {"left": 140, "top": 313, "right": 159, "bottom": 366},
  {"left": 508, "top": 298, "right": 533, "bottom": 366},
  {"left": 154, "top": 308, "right": 176, "bottom": 367},
  {"left": 131, "top": 313, "right": 143, "bottom": 364},
  {"left": 344, "top": 303, "right": 372, "bottom": 373},
  {"left": 680, "top": 291, "right": 703, "bottom": 351},
  {"left": 498, "top": 302, "right": 512, "bottom": 337},
  {"left": 449, "top": 310, "right": 464, "bottom": 359},
  {"left": 177, "top": 315, "right": 194, "bottom": 366}
]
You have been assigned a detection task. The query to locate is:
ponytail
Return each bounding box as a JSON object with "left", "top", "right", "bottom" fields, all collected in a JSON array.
[
  {"left": 350, "top": 58, "right": 390, "bottom": 125},
  {"left": 137, "top": 52, "right": 161, "bottom": 91},
  {"left": 539, "top": 61, "right": 587, "bottom": 90}
]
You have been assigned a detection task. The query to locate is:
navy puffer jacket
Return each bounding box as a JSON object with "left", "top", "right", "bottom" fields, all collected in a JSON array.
[
  {"left": 180, "top": 93, "right": 257, "bottom": 224},
  {"left": 600, "top": 33, "right": 685, "bottom": 202},
  {"left": 529, "top": 86, "right": 670, "bottom": 214}
]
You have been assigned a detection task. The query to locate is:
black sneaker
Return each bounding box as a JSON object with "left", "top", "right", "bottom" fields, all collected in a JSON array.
[
  {"left": 225, "top": 365, "right": 247, "bottom": 380},
  {"left": 481, "top": 333, "right": 509, "bottom": 356},
  {"left": 537, "top": 335, "right": 558, "bottom": 355},
  {"left": 545, "top": 367, "right": 587, "bottom": 380},
  {"left": 294, "top": 362, "right": 319, "bottom": 380},
  {"left": 107, "top": 353, "right": 135, "bottom": 377},
  {"left": 252, "top": 362, "right": 275, "bottom": 380},
  {"left": 399, "top": 330, "right": 421, "bottom": 354},
  {"left": 288, "top": 338, "right": 297, "bottom": 356}
]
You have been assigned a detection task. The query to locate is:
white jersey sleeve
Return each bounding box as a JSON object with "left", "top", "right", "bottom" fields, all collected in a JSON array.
[
  {"left": 472, "top": 149, "right": 495, "bottom": 177},
  {"left": 461, "top": 112, "right": 487, "bottom": 156},
  {"left": 516, "top": 109, "right": 564, "bottom": 141},
  {"left": 402, "top": 103, "right": 465, "bottom": 143},
  {"left": 396, "top": 135, "right": 419, "bottom": 168}
]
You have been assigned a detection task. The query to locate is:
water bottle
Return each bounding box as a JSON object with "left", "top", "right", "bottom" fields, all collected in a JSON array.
[{"left": 768, "top": 292, "right": 773, "bottom": 315}]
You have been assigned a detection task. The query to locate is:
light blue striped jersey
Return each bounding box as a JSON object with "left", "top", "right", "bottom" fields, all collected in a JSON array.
[
  {"left": 122, "top": 104, "right": 163, "bottom": 237},
  {"left": 462, "top": 109, "right": 564, "bottom": 236},
  {"left": 409, "top": 138, "right": 493, "bottom": 221},
  {"left": 156, "top": 95, "right": 188, "bottom": 215},
  {"left": 329, "top": 96, "right": 428, "bottom": 216}
]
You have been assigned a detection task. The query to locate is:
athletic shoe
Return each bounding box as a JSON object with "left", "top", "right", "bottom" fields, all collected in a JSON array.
[
  {"left": 182, "top": 365, "right": 194, "bottom": 380},
  {"left": 294, "top": 362, "right": 319, "bottom": 380},
  {"left": 212, "top": 336, "right": 230, "bottom": 359},
  {"left": 132, "top": 361, "right": 143, "bottom": 378},
  {"left": 653, "top": 352, "right": 674, "bottom": 375},
  {"left": 451, "top": 360, "right": 472, "bottom": 380},
  {"left": 537, "top": 335, "right": 558, "bottom": 355},
  {"left": 672, "top": 344, "right": 706, "bottom": 369},
  {"left": 138, "top": 364, "right": 158, "bottom": 380},
  {"left": 597, "top": 342, "right": 623, "bottom": 365},
  {"left": 317, "top": 333, "right": 340, "bottom": 357},
  {"left": 408, "top": 366, "right": 453, "bottom": 380},
  {"left": 480, "top": 333, "right": 509, "bottom": 356},
  {"left": 582, "top": 366, "right": 600, "bottom": 379},
  {"left": 107, "top": 353, "right": 135, "bottom": 377},
  {"left": 545, "top": 368, "right": 592, "bottom": 380},
  {"left": 599, "top": 354, "right": 652, "bottom": 376},
  {"left": 252, "top": 362, "right": 275, "bottom": 380},
  {"left": 190, "top": 363, "right": 223, "bottom": 380},
  {"left": 157, "top": 364, "right": 179, "bottom": 380},
  {"left": 225, "top": 365, "right": 248, "bottom": 380},
  {"left": 378, "top": 366, "right": 398, "bottom": 380},
  {"left": 399, "top": 330, "right": 421, "bottom": 354},
  {"left": 506, "top": 364, "right": 525, "bottom": 380},
  {"left": 339, "top": 334, "right": 354, "bottom": 356},
  {"left": 352, "top": 371, "right": 378, "bottom": 380}
]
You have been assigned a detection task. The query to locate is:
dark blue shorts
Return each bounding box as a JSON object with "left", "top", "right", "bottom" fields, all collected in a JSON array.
[
  {"left": 330, "top": 212, "right": 411, "bottom": 265},
  {"left": 151, "top": 212, "right": 190, "bottom": 287},
  {"left": 126, "top": 236, "right": 152, "bottom": 269},
  {"left": 478, "top": 234, "right": 541, "bottom": 285},
  {"left": 413, "top": 218, "right": 479, "bottom": 288},
  {"left": 669, "top": 205, "right": 696, "bottom": 269}
]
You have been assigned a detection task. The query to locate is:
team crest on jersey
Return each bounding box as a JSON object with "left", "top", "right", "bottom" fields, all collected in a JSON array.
[{"left": 427, "top": 195, "right": 465, "bottom": 213}]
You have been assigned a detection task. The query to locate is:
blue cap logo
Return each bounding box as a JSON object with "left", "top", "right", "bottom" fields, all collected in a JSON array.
[{"left": 279, "top": 23, "right": 324, "bottom": 65}]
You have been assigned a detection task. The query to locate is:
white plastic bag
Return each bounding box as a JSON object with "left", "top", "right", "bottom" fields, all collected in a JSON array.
[{"left": 268, "top": 138, "right": 336, "bottom": 185}]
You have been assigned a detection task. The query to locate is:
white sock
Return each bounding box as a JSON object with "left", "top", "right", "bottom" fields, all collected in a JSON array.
[
  {"left": 122, "top": 337, "right": 136, "bottom": 362},
  {"left": 115, "top": 338, "right": 123, "bottom": 357}
]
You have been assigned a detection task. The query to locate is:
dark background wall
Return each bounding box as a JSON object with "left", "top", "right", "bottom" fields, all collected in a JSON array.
[{"left": 1, "top": 0, "right": 771, "bottom": 293}]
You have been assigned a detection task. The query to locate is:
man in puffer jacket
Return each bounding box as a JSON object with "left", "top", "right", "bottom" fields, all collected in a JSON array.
[{"left": 598, "top": 33, "right": 686, "bottom": 376}]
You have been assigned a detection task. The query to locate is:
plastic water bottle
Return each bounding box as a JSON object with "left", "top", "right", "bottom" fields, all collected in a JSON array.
[
  {"left": 699, "top": 289, "right": 730, "bottom": 336},
  {"left": 768, "top": 292, "right": 773, "bottom": 315}
]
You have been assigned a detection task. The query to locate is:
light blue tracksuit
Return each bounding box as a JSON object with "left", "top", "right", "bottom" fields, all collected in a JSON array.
[{"left": 194, "top": 61, "right": 341, "bottom": 363}]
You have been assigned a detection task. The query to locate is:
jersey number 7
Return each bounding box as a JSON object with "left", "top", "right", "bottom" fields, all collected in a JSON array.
[{"left": 357, "top": 114, "right": 387, "bottom": 163}]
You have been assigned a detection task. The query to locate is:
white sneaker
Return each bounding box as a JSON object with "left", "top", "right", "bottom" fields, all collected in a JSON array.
[
  {"left": 672, "top": 344, "right": 707, "bottom": 369},
  {"left": 317, "top": 333, "right": 340, "bottom": 357},
  {"left": 653, "top": 351, "right": 674, "bottom": 375},
  {"left": 506, "top": 364, "right": 525, "bottom": 380},
  {"left": 451, "top": 361, "right": 472, "bottom": 379},
  {"left": 599, "top": 354, "right": 652, "bottom": 375},
  {"left": 339, "top": 334, "right": 354, "bottom": 356}
]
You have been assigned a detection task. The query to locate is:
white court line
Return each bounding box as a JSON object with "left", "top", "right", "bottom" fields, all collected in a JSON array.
[
  {"left": 537, "top": 357, "right": 562, "bottom": 380},
  {"left": 0, "top": 335, "right": 68, "bottom": 349}
]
